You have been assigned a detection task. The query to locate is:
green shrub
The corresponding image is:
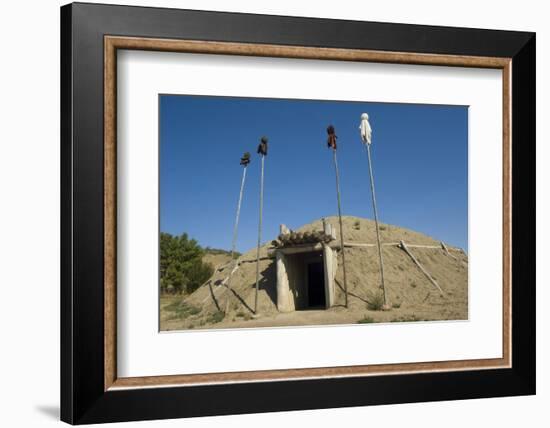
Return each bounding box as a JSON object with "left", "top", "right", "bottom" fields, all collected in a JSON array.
[
  {"left": 207, "top": 311, "right": 225, "bottom": 324},
  {"left": 391, "top": 314, "right": 422, "bottom": 323},
  {"left": 366, "top": 290, "right": 385, "bottom": 311},
  {"left": 358, "top": 316, "right": 375, "bottom": 324},
  {"left": 165, "top": 301, "right": 201, "bottom": 319},
  {"left": 236, "top": 311, "right": 252, "bottom": 321}
]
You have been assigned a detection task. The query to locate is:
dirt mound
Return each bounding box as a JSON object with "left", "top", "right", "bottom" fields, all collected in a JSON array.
[
  {"left": 202, "top": 252, "right": 233, "bottom": 270},
  {"left": 160, "top": 216, "right": 468, "bottom": 330}
]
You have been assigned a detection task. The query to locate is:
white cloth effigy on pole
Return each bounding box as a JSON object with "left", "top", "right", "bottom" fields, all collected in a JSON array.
[{"left": 360, "top": 112, "right": 372, "bottom": 145}]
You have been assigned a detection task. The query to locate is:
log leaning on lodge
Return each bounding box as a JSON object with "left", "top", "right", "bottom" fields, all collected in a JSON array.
[{"left": 271, "top": 230, "right": 334, "bottom": 248}]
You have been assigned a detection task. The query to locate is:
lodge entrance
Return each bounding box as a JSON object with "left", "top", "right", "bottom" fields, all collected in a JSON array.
[
  {"left": 272, "top": 221, "right": 337, "bottom": 313},
  {"left": 307, "top": 261, "right": 326, "bottom": 308}
]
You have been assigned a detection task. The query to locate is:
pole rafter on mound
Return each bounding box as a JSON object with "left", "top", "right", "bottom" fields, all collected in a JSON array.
[
  {"left": 342, "top": 241, "right": 463, "bottom": 250},
  {"left": 399, "top": 240, "right": 445, "bottom": 296},
  {"left": 440, "top": 241, "right": 468, "bottom": 267},
  {"left": 202, "top": 263, "right": 245, "bottom": 312}
]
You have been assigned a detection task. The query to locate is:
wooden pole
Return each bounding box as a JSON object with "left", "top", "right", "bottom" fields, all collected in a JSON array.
[
  {"left": 365, "top": 142, "right": 387, "bottom": 305},
  {"left": 332, "top": 149, "right": 349, "bottom": 308},
  {"left": 230, "top": 166, "right": 247, "bottom": 261},
  {"left": 399, "top": 240, "right": 444, "bottom": 295},
  {"left": 254, "top": 155, "right": 265, "bottom": 314}
]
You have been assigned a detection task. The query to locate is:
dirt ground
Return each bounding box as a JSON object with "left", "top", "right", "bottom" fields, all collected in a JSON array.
[{"left": 160, "top": 216, "right": 468, "bottom": 331}]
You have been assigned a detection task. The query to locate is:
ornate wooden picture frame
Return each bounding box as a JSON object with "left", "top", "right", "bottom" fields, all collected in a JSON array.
[{"left": 61, "top": 2, "right": 535, "bottom": 424}]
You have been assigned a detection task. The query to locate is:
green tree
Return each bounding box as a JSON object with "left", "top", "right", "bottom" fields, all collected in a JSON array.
[{"left": 160, "top": 232, "right": 214, "bottom": 294}]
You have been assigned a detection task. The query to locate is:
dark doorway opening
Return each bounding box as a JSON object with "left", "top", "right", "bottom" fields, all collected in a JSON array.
[{"left": 307, "top": 262, "right": 326, "bottom": 308}]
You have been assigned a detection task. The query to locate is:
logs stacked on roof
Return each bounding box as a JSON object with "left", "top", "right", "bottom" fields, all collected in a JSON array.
[{"left": 271, "top": 230, "right": 334, "bottom": 249}]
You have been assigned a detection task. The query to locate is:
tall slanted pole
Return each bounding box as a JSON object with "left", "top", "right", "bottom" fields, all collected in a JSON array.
[
  {"left": 360, "top": 113, "right": 387, "bottom": 306},
  {"left": 230, "top": 153, "right": 250, "bottom": 261},
  {"left": 366, "top": 142, "right": 387, "bottom": 304},
  {"left": 254, "top": 137, "right": 268, "bottom": 314},
  {"left": 327, "top": 125, "right": 349, "bottom": 308}
]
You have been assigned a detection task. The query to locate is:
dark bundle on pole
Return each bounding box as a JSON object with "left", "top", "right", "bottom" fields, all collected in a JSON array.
[
  {"left": 254, "top": 137, "right": 268, "bottom": 314},
  {"left": 326, "top": 125, "right": 349, "bottom": 308},
  {"left": 257, "top": 136, "right": 268, "bottom": 156},
  {"left": 327, "top": 125, "right": 337, "bottom": 150},
  {"left": 240, "top": 151, "right": 251, "bottom": 166}
]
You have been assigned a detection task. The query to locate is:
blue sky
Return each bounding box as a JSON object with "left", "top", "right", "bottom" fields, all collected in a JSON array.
[{"left": 160, "top": 95, "right": 468, "bottom": 252}]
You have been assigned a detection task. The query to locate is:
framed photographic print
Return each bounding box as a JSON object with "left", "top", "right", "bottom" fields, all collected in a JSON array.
[{"left": 60, "top": 2, "right": 535, "bottom": 424}]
